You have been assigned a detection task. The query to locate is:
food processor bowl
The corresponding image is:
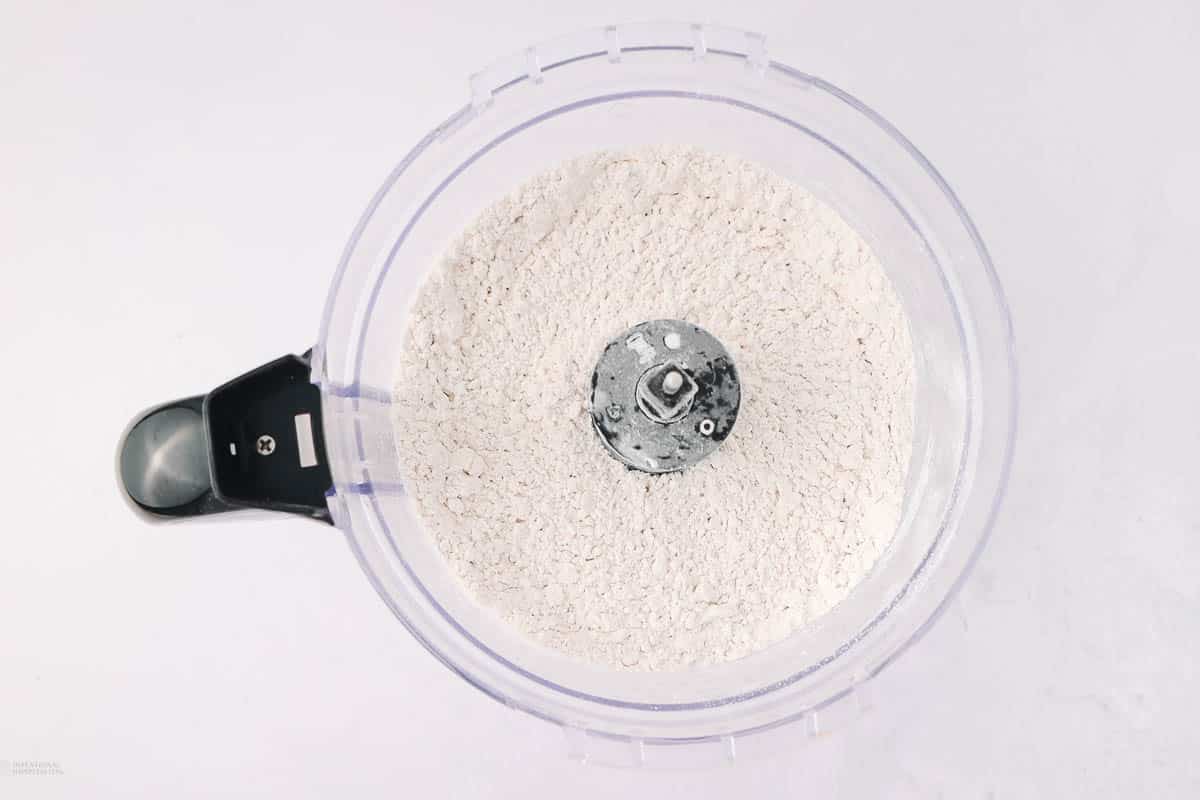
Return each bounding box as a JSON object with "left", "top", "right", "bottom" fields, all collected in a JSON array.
[{"left": 120, "top": 21, "right": 1016, "bottom": 766}]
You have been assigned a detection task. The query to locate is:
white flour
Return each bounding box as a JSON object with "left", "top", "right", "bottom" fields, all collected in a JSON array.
[{"left": 392, "top": 147, "right": 914, "bottom": 671}]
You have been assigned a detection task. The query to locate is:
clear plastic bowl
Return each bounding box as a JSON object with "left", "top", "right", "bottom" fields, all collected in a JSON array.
[{"left": 311, "top": 22, "right": 1016, "bottom": 765}]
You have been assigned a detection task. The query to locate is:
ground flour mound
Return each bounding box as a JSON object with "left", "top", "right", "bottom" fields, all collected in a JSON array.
[{"left": 392, "top": 147, "right": 914, "bottom": 671}]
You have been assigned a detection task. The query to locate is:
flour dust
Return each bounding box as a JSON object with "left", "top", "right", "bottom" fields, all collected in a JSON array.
[{"left": 392, "top": 146, "right": 914, "bottom": 671}]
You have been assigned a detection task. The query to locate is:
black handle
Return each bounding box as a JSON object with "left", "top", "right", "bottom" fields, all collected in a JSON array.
[{"left": 119, "top": 351, "right": 333, "bottom": 524}]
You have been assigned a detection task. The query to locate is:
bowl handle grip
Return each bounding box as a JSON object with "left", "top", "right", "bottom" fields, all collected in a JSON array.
[{"left": 118, "top": 351, "right": 333, "bottom": 524}]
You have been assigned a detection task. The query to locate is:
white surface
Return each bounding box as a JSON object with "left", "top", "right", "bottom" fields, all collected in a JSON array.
[{"left": 1, "top": 0, "right": 1197, "bottom": 796}]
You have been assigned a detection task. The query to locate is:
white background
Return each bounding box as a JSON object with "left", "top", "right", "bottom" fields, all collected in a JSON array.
[{"left": 2, "top": 0, "right": 1198, "bottom": 796}]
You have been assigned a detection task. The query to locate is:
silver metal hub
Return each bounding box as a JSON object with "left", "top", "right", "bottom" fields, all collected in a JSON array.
[{"left": 589, "top": 320, "right": 740, "bottom": 474}]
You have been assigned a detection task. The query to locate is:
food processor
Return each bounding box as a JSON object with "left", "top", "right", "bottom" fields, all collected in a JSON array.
[{"left": 118, "top": 22, "right": 1016, "bottom": 766}]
